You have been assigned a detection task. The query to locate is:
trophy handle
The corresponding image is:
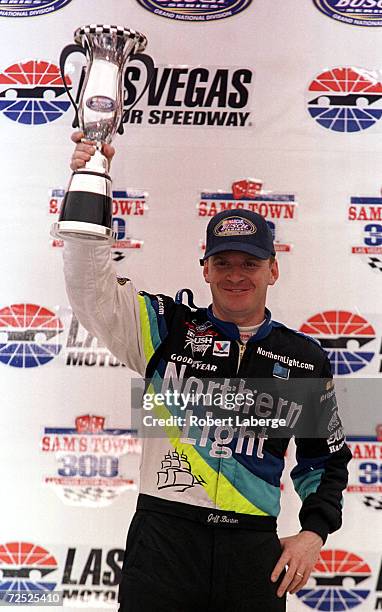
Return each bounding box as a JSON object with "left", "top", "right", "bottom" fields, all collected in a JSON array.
[
  {"left": 59, "top": 43, "right": 87, "bottom": 129},
  {"left": 118, "top": 53, "right": 155, "bottom": 135}
]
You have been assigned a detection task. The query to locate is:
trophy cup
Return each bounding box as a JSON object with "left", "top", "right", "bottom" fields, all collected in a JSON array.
[{"left": 51, "top": 25, "right": 154, "bottom": 243}]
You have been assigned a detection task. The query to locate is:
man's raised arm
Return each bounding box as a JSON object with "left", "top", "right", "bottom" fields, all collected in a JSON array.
[{"left": 63, "top": 132, "right": 146, "bottom": 375}]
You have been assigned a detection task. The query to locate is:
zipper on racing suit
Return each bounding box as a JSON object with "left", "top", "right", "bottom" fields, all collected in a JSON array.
[
  {"left": 237, "top": 341, "right": 246, "bottom": 374},
  {"left": 215, "top": 340, "right": 247, "bottom": 510}
]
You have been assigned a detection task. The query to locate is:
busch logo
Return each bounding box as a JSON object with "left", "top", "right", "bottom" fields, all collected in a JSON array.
[{"left": 184, "top": 328, "right": 214, "bottom": 356}]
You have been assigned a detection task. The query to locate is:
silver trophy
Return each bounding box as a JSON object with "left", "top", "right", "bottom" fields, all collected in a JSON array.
[{"left": 51, "top": 24, "right": 154, "bottom": 243}]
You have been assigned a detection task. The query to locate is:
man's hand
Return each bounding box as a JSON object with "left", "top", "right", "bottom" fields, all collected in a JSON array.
[
  {"left": 271, "top": 531, "right": 323, "bottom": 597},
  {"left": 70, "top": 131, "right": 115, "bottom": 171}
]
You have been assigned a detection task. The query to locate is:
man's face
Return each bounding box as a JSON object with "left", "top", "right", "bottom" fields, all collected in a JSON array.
[{"left": 203, "top": 251, "right": 279, "bottom": 325}]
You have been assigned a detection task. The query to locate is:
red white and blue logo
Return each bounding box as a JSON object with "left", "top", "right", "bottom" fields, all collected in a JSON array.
[
  {"left": 313, "top": 0, "right": 382, "bottom": 27},
  {"left": 297, "top": 549, "right": 371, "bottom": 610},
  {"left": 300, "top": 311, "right": 376, "bottom": 375},
  {"left": 0, "top": 60, "right": 71, "bottom": 125},
  {"left": 307, "top": 67, "right": 382, "bottom": 132},
  {"left": 0, "top": 542, "right": 58, "bottom": 594},
  {"left": 135, "top": 0, "right": 251, "bottom": 22},
  {"left": 213, "top": 341, "right": 230, "bottom": 357},
  {"left": 0, "top": 0, "right": 72, "bottom": 18},
  {"left": 0, "top": 304, "right": 63, "bottom": 368}
]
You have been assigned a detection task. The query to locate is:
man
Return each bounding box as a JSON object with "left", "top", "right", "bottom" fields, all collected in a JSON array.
[{"left": 64, "top": 133, "right": 351, "bottom": 612}]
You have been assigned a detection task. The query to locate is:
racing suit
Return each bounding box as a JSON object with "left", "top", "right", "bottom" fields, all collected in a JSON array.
[{"left": 64, "top": 243, "right": 351, "bottom": 612}]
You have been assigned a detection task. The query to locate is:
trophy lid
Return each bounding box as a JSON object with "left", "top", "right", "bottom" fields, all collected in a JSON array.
[{"left": 74, "top": 24, "right": 147, "bottom": 53}]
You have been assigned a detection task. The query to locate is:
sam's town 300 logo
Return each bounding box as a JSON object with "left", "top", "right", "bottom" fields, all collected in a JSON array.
[
  {"left": 348, "top": 195, "right": 382, "bottom": 274},
  {"left": 346, "top": 434, "right": 382, "bottom": 511},
  {"left": 41, "top": 415, "right": 140, "bottom": 506},
  {"left": 198, "top": 178, "right": 297, "bottom": 254}
]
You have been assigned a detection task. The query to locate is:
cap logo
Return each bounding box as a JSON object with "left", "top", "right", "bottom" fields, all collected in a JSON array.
[{"left": 214, "top": 216, "right": 256, "bottom": 237}]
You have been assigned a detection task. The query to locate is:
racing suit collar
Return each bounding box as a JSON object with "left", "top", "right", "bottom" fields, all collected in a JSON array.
[{"left": 206, "top": 306, "right": 273, "bottom": 342}]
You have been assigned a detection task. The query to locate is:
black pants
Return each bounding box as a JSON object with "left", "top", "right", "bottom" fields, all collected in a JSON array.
[{"left": 118, "top": 502, "right": 286, "bottom": 612}]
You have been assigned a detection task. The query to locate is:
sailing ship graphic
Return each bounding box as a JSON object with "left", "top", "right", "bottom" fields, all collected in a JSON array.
[{"left": 157, "top": 450, "right": 206, "bottom": 492}]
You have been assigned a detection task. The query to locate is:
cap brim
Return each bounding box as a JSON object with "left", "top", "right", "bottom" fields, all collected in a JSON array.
[{"left": 201, "top": 242, "right": 274, "bottom": 264}]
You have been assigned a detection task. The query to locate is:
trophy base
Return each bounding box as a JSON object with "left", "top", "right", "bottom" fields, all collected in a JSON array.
[
  {"left": 51, "top": 182, "right": 115, "bottom": 245},
  {"left": 51, "top": 221, "right": 115, "bottom": 245}
]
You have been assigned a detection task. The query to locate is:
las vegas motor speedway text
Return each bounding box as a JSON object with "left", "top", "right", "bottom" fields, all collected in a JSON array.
[{"left": 126, "top": 109, "right": 251, "bottom": 126}]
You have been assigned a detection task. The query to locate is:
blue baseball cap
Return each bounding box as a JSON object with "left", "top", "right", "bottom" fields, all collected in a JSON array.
[{"left": 200, "top": 209, "right": 276, "bottom": 264}]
